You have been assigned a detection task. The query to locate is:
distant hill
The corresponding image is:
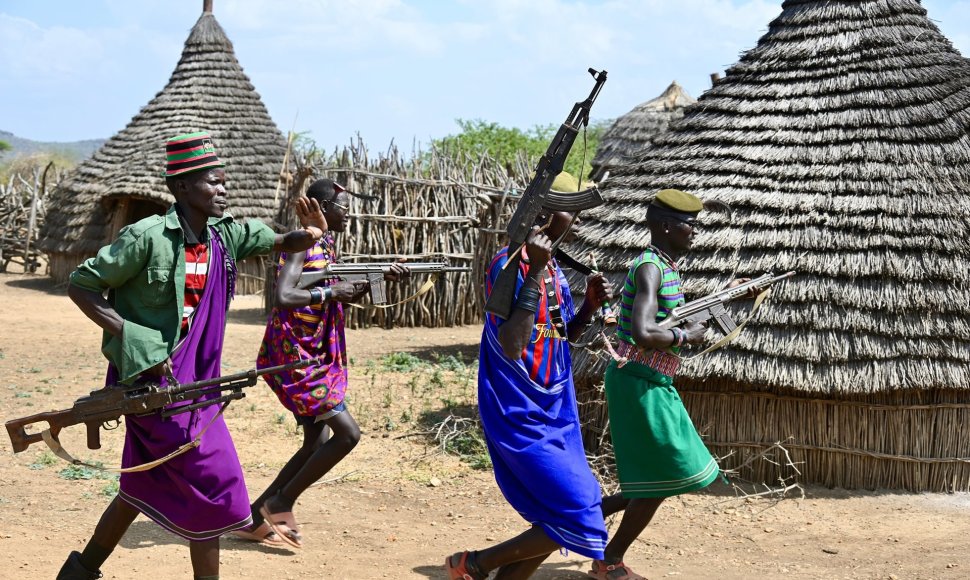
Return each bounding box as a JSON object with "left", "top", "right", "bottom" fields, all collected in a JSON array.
[{"left": 0, "top": 130, "right": 104, "bottom": 163}]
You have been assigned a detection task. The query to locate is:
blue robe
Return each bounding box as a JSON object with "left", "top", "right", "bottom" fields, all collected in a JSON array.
[{"left": 478, "top": 246, "right": 607, "bottom": 559}]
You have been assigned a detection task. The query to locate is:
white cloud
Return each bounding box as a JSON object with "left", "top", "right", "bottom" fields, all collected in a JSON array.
[
  {"left": 0, "top": 14, "right": 104, "bottom": 81},
  {"left": 218, "top": 0, "right": 457, "bottom": 55}
]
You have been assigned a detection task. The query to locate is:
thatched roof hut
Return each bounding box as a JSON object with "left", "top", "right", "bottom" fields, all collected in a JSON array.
[
  {"left": 588, "top": 81, "right": 695, "bottom": 182},
  {"left": 38, "top": 0, "right": 286, "bottom": 293},
  {"left": 569, "top": 0, "right": 970, "bottom": 491}
]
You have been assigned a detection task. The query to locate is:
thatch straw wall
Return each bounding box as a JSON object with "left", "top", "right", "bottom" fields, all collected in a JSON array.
[
  {"left": 589, "top": 81, "right": 695, "bottom": 182},
  {"left": 269, "top": 138, "right": 535, "bottom": 328},
  {"left": 578, "top": 379, "right": 970, "bottom": 492},
  {"left": 567, "top": 0, "right": 970, "bottom": 491},
  {"left": 37, "top": 6, "right": 286, "bottom": 294}
]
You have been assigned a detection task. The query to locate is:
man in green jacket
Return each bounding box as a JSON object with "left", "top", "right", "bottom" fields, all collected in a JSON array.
[{"left": 57, "top": 132, "right": 326, "bottom": 580}]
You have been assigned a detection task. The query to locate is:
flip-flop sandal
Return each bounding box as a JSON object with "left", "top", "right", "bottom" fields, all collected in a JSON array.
[
  {"left": 445, "top": 551, "right": 486, "bottom": 580},
  {"left": 259, "top": 505, "right": 304, "bottom": 549},
  {"left": 587, "top": 560, "right": 645, "bottom": 580},
  {"left": 229, "top": 521, "right": 287, "bottom": 548}
]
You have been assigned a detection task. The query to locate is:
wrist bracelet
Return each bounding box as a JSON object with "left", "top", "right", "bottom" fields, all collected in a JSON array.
[
  {"left": 308, "top": 287, "right": 323, "bottom": 305},
  {"left": 322, "top": 287, "right": 333, "bottom": 302},
  {"left": 514, "top": 287, "right": 541, "bottom": 314},
  {"left": 670, "top": 329, "right": 679, "bottom": 347}
]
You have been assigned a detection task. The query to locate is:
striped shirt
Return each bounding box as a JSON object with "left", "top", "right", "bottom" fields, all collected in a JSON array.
[
  {"left": 182, "top": 242, "right": 208, "bottom": 333},
  {"left": 616, "top": 247, "right": 684, "bottom": 355},
  {"left": 483, "top": 246, "right": 574, "bottom": 387}
]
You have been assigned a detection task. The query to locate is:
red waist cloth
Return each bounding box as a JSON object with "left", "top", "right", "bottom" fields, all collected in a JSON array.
[{"left": 615, "top": 340, "right": 680, "bottom": 377}]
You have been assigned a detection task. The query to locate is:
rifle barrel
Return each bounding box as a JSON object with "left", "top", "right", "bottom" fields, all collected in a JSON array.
[{"left": 167, "top": 358, "right": 320, "bottom": 395}]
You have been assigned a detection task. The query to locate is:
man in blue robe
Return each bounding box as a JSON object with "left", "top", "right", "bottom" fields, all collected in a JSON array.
[{"left": 445, "top": 186, "right": 614, "bottom": 579}]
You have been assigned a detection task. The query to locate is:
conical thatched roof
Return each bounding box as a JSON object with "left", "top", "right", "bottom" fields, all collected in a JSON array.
[
  {"left": 39, "top": 3, "right": 286, "bottom": 257},
  {"left": 570, "top": 0, "right": 970, "bottom": 395},
  {"left": 589, "top": 81, "right": 695, "bottom": 181}
]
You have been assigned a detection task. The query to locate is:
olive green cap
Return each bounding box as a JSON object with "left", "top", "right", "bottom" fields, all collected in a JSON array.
[{"left": 653, "top": 188, "right": 703, "bottom": 214}]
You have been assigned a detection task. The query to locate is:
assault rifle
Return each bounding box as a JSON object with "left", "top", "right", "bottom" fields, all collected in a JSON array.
[
  {"left": 5, "top": 359, "right": 318, "bottom": 454},
  {"left": 484, "top": 68, "right": 609, "bottom": 320},
  {"left": 657, "top": 272, "right": 795, "bottom": 335},
  {"left": 297, "top": 262, "right": 469, "bottom": 305}
]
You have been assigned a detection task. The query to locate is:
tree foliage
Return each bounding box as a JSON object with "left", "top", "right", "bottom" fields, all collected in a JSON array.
[
  {"left": 0, "top": 140, "right": 11, "bottom": 152},
  {"left": 431, "top": 118, "right": 610, "bottom": 181}
]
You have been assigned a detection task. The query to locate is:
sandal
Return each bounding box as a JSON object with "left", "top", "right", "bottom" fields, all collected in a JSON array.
[
  {"left": 229, "top": 521, "right": 287, "bottom": 548},
  {"left": 445, "top": 551, "right": 486, "bottom": 580},
  {"left": 259, "top": 505, "right": 304, "bottom": 549},
  {"left": 588, "top": 559, "right": 645, "bottom": 580}
]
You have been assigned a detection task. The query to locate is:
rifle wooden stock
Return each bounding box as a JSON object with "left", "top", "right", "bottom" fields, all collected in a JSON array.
[
  {"left": 485, "top": 68, "right": 608, "bottom": 320},
  {"left": 5, "top": 359, "right": 317, "bottom": 454}
]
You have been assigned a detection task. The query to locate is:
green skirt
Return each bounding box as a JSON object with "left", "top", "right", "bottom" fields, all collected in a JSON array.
[{"left": 604, "top": 360, "right": 719, "bottom": 498}]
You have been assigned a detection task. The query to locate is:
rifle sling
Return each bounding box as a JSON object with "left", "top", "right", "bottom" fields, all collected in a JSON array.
[
  {"left": 347, "top": 274, "right": 439, "bottom": 310},
  {"left": 39, "top": 401, "right": 231, "bottom": 474},
  {"left": 680, "top": 288, "right": 772, "bottom": 363},
  {"left": 553, "top": 248, "right": 593, "bottom": 276}
]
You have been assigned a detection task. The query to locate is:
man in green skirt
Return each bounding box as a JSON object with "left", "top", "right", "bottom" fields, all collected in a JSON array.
[{"left": 590, "top": 189, "right": 752, "bottom": 580}]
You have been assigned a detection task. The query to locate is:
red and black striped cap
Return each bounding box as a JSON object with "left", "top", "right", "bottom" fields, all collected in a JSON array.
[{"left": 164, "top": 131, "right": 225, "bottom": 177}]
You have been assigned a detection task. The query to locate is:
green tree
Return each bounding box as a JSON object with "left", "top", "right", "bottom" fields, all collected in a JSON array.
[
  {"left": 0, "top": 140, "right": 11, "bottom": 152},
  {"left": 432, "top": 118, "right": 609, "bottom": 181}
]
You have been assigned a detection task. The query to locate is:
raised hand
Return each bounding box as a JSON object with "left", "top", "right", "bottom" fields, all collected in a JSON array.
[{"left": 295, "top": 196, "right": 327, "bottom": 239}]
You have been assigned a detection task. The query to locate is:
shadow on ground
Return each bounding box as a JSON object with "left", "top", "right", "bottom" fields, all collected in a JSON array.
[
  {"left": 4, "top": 274, "right": 66, "bottom": 296},
  {"left": 413, "top": 562, "right": 589, "bottom": 579},
  {"left": 227, "top": 304, "right": 269, "bottom": 326},
  {"left": 118, "top": 520, "right": 297, "bottom": 556}
]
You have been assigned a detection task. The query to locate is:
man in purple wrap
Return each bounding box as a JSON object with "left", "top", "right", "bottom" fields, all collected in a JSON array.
[{"left": 57, "top": 132, "right": 327, "bottom": 580}]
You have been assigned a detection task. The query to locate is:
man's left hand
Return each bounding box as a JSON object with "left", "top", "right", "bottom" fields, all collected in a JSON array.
[
  {"left": 295, "top": 197, "right": 327, "bottom": 238},
  {"left": 725, "top": 277, "right": 761, "bottom": 299},
  {"left": 585, "top": 273, "right": 613, "bottom": 306},
  {"left": 384, "top": 260, "right": 411, "bottom": 282}
]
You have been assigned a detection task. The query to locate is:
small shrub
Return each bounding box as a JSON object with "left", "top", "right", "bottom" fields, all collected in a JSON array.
[
  {"left": 380, "top": 352, "right": 424, "bottom": 372},
  {"left": 29, "top": 451, "right": 58, "bottom": 470}
]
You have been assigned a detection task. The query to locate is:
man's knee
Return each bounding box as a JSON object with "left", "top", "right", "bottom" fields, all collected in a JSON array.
[{"left": 337, "top": 424, "right": 361, "bottom": 451}]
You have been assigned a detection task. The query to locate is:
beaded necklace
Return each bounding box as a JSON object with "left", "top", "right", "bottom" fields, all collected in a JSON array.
[{"left": 648, "top": 244, "right": 679, "bottom": 271}]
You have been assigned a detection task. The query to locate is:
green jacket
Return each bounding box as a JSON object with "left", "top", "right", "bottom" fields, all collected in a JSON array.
[{"left": 70, "top": 205, "right": 276, "bottom": 384}]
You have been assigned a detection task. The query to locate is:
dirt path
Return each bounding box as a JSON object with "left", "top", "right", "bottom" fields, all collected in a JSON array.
[{"left": 0, "top": 271, "right": 967, "bottom": 579}]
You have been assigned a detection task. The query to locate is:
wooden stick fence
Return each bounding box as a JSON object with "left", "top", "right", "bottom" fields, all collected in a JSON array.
[
  {"left": 0, "top": 163, "right": 58, "bottom": 274},
  {"left": 268, "top": 137, "right": 534, "bottom": 329}
]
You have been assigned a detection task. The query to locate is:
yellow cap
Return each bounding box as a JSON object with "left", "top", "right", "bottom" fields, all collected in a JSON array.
[{"left": 551, "top": 171, "right": 579, "bottom": 192}]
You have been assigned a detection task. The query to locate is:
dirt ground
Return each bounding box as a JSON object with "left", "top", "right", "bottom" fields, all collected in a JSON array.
[{"left": 1, "top": 269, "right": 968, "bottom": 580}]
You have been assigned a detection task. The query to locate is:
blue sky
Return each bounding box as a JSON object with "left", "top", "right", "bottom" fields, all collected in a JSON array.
[{"left": 2, "top": 0, "right": 969, "bottom": 151}]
